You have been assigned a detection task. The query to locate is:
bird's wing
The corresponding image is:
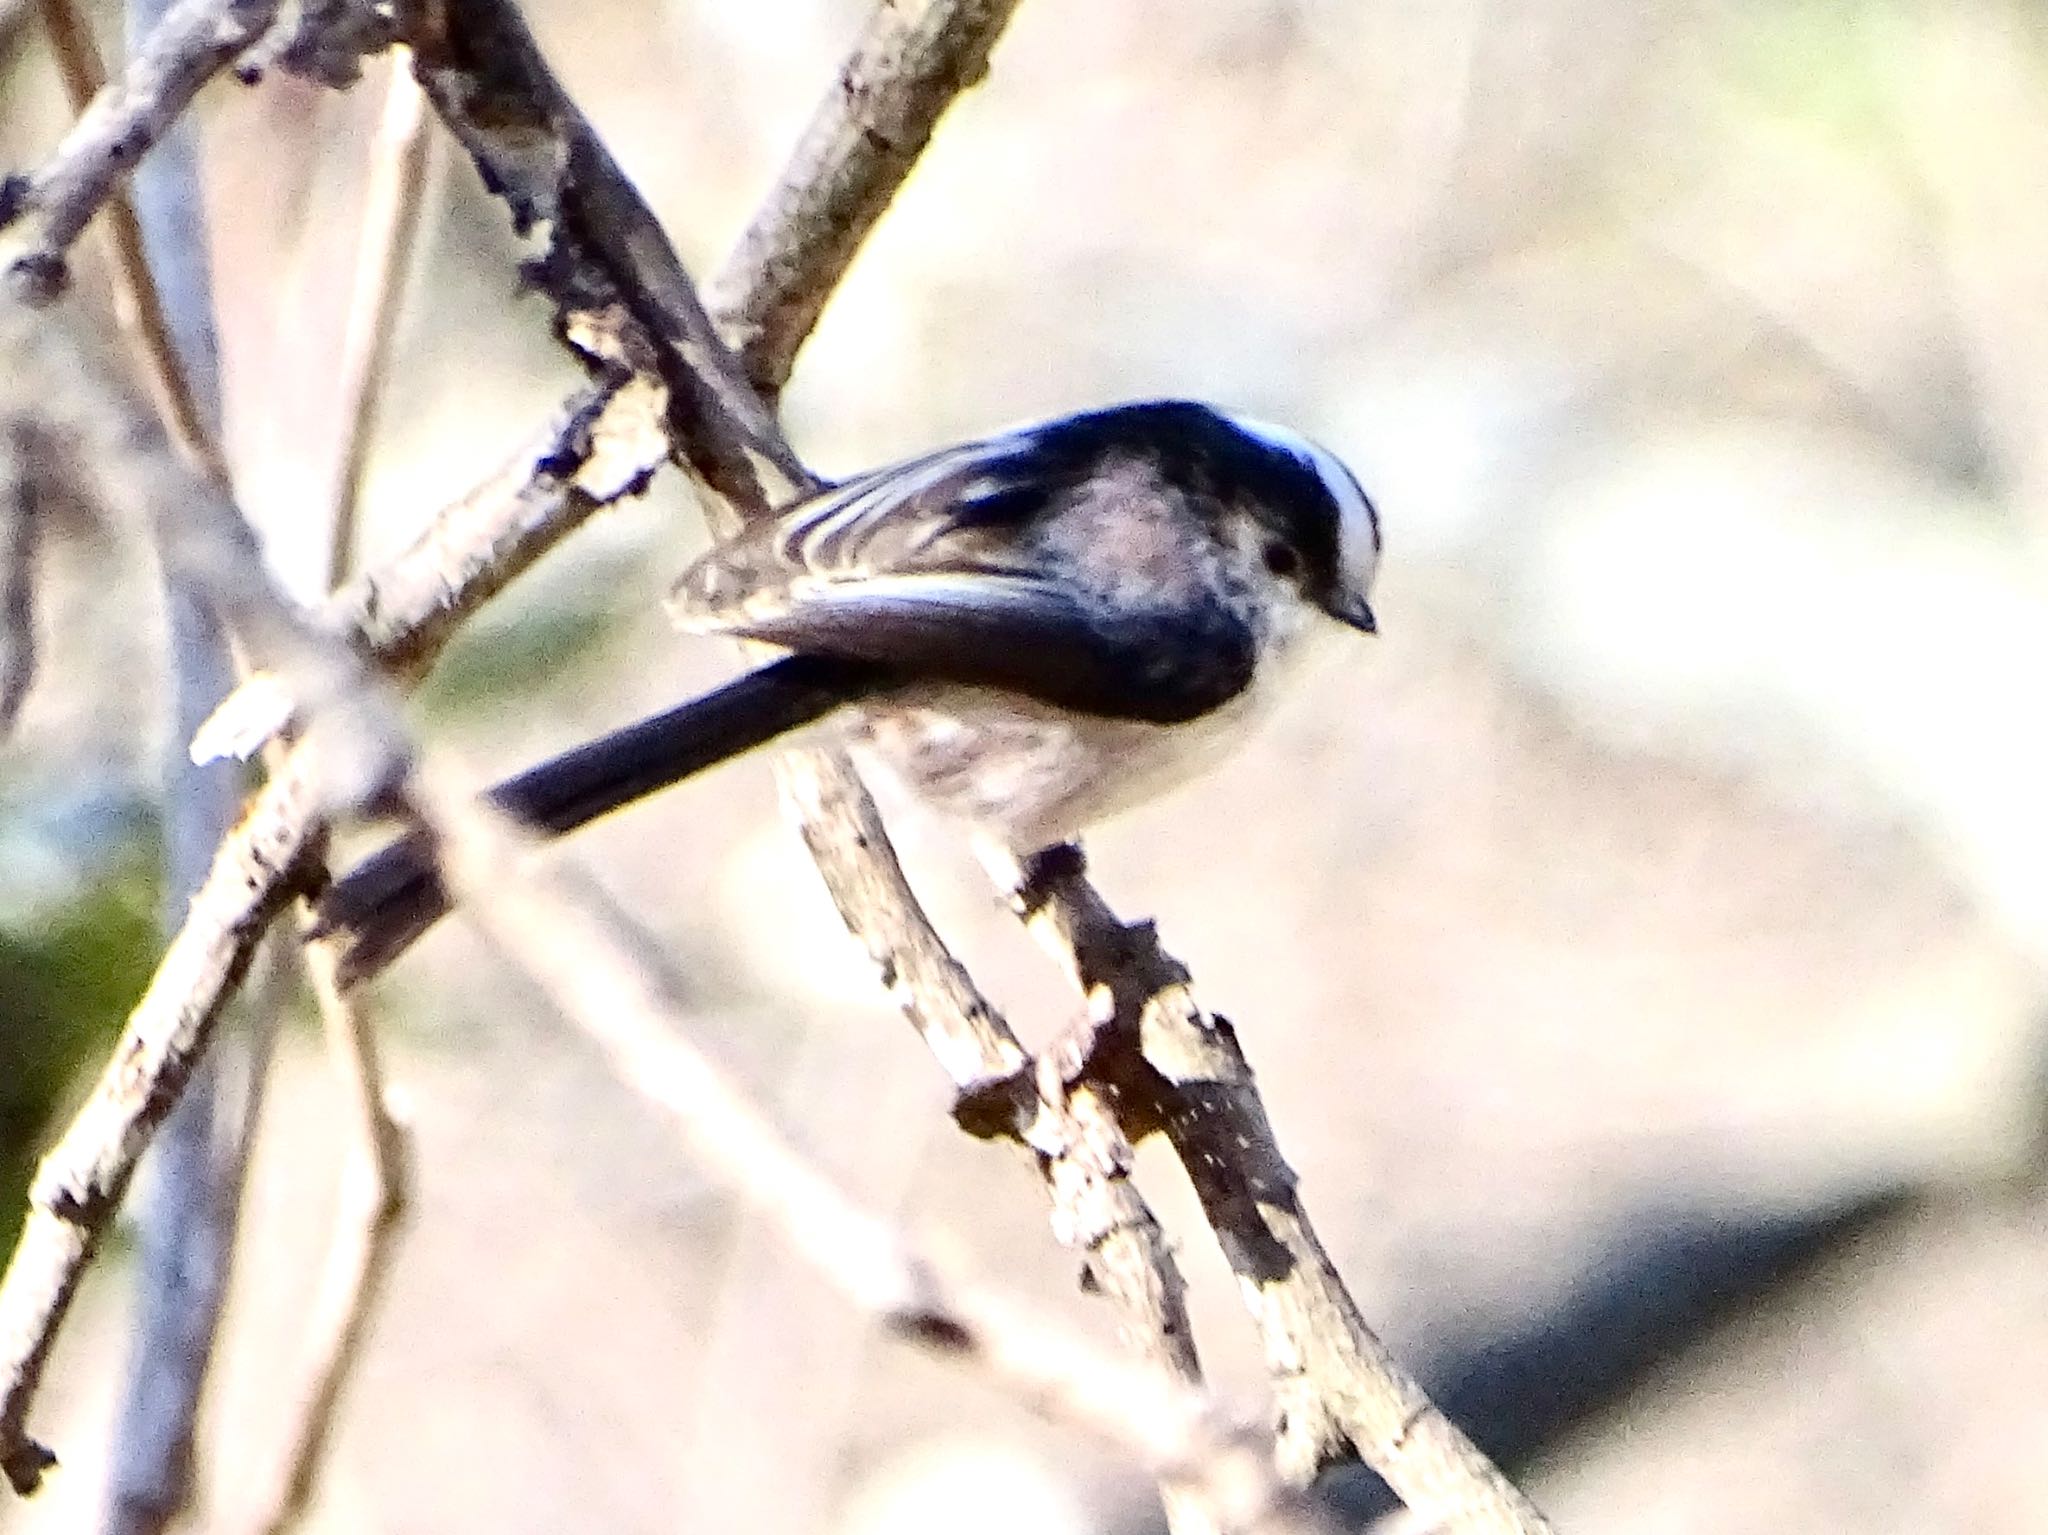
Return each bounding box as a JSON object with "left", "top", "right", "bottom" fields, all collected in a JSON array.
[
  {"left": 667, "top": 432, "right": 1256, "bottom": 724},
  {"left": 676, "top": 434, "right": 1056, "bottom": 595}
]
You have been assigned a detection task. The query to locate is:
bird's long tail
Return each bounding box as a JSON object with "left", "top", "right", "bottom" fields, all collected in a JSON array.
[{"left": 314, "top": 653, "right": 890, "bottom": 987}]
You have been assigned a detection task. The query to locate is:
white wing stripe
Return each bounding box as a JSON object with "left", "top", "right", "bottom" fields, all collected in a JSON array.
[{"left": 779, "top": 440, "right": 1038, "bottom": 571}]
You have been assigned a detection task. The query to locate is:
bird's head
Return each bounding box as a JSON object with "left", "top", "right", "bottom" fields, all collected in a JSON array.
[{"left": 1210, "top": 410, "right": 1381, "bottom": 637}]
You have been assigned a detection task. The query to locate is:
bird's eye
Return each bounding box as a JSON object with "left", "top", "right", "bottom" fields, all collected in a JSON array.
[{"left": 1262, "top": 540, "right": 1300, "bottom": 578}]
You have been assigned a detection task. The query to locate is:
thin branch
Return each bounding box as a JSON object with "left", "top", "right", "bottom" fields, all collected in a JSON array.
[
  {"left": 237, "top": 67, "right": 426, "bottom": 1528},
  {"left": 1, "top": 0, "right": 281, "bottom": 303},
  {"left": 388, "top": 0, "right": 1028, "bottom": 1236},
  {"left": 399, "top": 0, "right": 804, "bottom": 511},
  {"left": 704, "top": 0, "right": 1208, "bottom": 1450},
  {"left": 404, "top": 8, "right": 1549, "bottom": 1530},
  {"left": 235, "top": 940, "right": 409, "bottom": 1535},
  {"left": 1009, "top": 851, "right": 1556, "bottom": 1535},
  {"left": 0, "top": 5, "right": 1546, "bottom": 1530},
  {"left": 408, "top": 775, "right": 1321, "bottom": 1535},
  {"left": 774, "top": 752, "right": 1026, "bottom": 1091},
  {"left": 0, "top": 476, "right": 420, "bottom": 1489},
  {"left": 0, "top": 421, "right": 47, "bottom": 734},
  {"left": 354, "top": 6, "right": 1217, "bottom": 1520},
  {"left": 319, "top": 376, "right": 664, "bottom": 676},
  {"left": 33, "top": 0, "right": 391, "bottom": 717},
  {"left": 707, "top": 21, "right": 1549, "bottom": 1518},
  {"left": 0, "top": 750, "right": 322, "bottom": 1497},
  {"left": 318, "top": 57, "right": 430, "bottom": 585},
  {"left": 287, "top": 0, "right": 1034, "bottom": 668},
  {"left": 0, "top": 0, "right": 1014, "bottom": 1470},
  {"left": 0, "top": 358, "right": 400, "bottom": 1501},
  {"left": 710, "top": 24, "right": 1545, "bottom": 1530},
  {"left": 0, "top": 260, "right": 678, "bottom": 1491},
  {"left": 31, "top": 0, "right": 230, "bottom": 486},
  {"left": 776, "top": 753, "right": 1203, "bottom": 1393},
  {"left": 0, "top": 376, "right": 417, "bottom": 1496},
  {"left": 40, "top": 0, "right": 276, "bottom": 1518},
  {"left": 386, "top": 0, "right": 1029, "bottom": 1111},
  {"left": 707, "top": 0, "right": 1024, "bottom": 400}
]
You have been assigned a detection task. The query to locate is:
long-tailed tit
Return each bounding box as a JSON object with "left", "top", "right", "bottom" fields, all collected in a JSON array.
[{"left": 316, "top": 399, "right": 1381, "bottom": 984}]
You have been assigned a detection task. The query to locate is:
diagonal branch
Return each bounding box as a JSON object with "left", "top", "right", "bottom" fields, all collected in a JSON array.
[
  {"left": 1010, "top": 849, "right": 1555, "bottom": 1532},
  {"left": 404, "top": 4, "right": 1551, "bottom": 1530},
  {"left": 0, "top": 751, "right": 322, "bottom": 1497},
  {"left": 324, "top": 0, "right": 1218, "bottom": 1515},
  {"left": 1, "top": 0, "right": 281, "bottom": 301},
  {"left": 708, "top": 0, "right": 1025, "bottom": 400},
  {"left": 321, "top": 377, "right": 666, "bottom": 676},
  {"left": 532, "top": 0, "right": 1208, "bottom": 1415},
  {"left": 0, "top": 420, "right": 50, "bottom": 735},
  {"left": 397, "top": 0, "right": 1176, "bottom": 1339},
  {"left": 399, "top": 0, "right": 803, "bottom": 510},
  {"left": 775, "top": 753, "right": 1202, "bottom": 1400},
  {"left": 236, "top": 62, "right": 429, "bottom": 1535},
  {"left": 1, "top": 2, "right": 1554, "bottom": 1529},
  {"left": 406, "top": 773, "right": 1313, "bottom": 1535},
  {"left": 0, "top": 351, "right": 604, "bottom": 1497},
  {"left": 35, "top": 0, "right": 296, "bottom": 1522},
  {"left": 0, "top": 323, "right": 633, "bottom": 1494},
  {"left": 0, "top": 0, "right": 1067, "bottom": 1493}
]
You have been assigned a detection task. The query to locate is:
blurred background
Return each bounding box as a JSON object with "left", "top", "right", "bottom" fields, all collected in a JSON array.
[{"left": 4, "top": 0, "right": 2048, "bottom": 1529}]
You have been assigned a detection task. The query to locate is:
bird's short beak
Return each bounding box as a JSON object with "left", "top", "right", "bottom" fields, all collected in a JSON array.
[{"left": 1328, "top": 595, "right": 1377, "bottom": 634}]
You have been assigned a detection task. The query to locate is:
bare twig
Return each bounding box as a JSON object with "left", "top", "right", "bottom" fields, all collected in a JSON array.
[
  {"left": 0, "top": 421, "right": 47, "bottom": 734},
  {"left": 1010, "top": 850, "right": 1555, "bottom": 1534},
  {"left": 0, "top": 231, "right": 687, "bottom": 1487},
  {"left": 707, "top": 0, "right": 1024, "bottom": 399},
  {"left": 238, "top": 66, "right": 426, "bottom": 1529},
  {"left": 408, "top": 7, "right": 1548, "bottom": 1529},
  {"left": 305, "top": 0, "right": 1032, "bottom": 671},
  {"left": 0, "top": 749, "right": 323, "bottom": 1497},
  {"left": 399, "top": 0, "right": 804, "bottom": 511},
  {"left": 774, "top": 752, "right": 1026, "bottom": 1091},
  {"left": 0, "top": 301, "right": 405, "bottom": 1507},
  {"left": 31, "top": 0, "right": 229, "bottom": 483},
  {"left": 1, "top": 0, "right": 281, "bottom": 303},
  {"left": 107, "top": 568, "right": 258, "bottom": 1535},
  {"left": 1, "top": 2, "right": 1549, "bottom": 1528},
  {"left": 102, "top": 972, "right": 252, "bottom": 1535},
  {"left": 705, "top": 26, "right": 1550, "bottom": 1513},
  {"left": 40, "top": 0, "right": 277, "bottom": 1518},
  {"left": 707, "top": 0, "right": 1211, "bottom": 1448},
  {"left": 0, "top": 388, "right": 415, "bottom": 1498},
  {"left": 410, "top": 775, "right": 1319, "bottom": 1535},
  {"left": 714, "top": 29, "right": 1545, "bottom": 1531},
  {"left": 338, "top": 6, "right": 1216, "bottom": 1520},
  {"left": 317, "top": 58, "right": 430, "bottom": 585},
  {"left": 32, "top": 0, "right": 390, "bottom": 709},
  {"left": 236, "top": 943, "right": 409, "bottom": 1535},
  {"left": 0, "top": 385, "right": 554, "bottom": 1492},
  {"left": 0, "top": 1, "right": 966, "bottom": 1470},
  {"left": 320, "top": 376, "right": 666, "bottom": 676},
  {"left": 776, "top": 753, "right": 1202, "bottom": 1390},
  {"left": 0, "top": 442, "right": 423, "bottom": 1486},
  {"left": 396, "top": 0, "right": 1016, "bottom": 1149}
]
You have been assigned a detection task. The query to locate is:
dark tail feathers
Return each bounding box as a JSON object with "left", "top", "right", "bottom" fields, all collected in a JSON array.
[{"left": 314, "top": 653, "right": 889, "bottom": 987}]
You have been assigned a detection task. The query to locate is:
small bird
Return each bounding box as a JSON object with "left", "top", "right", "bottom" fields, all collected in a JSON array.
[{"left": 316, "top": 399, "right": 1381, "bottom": 985}]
